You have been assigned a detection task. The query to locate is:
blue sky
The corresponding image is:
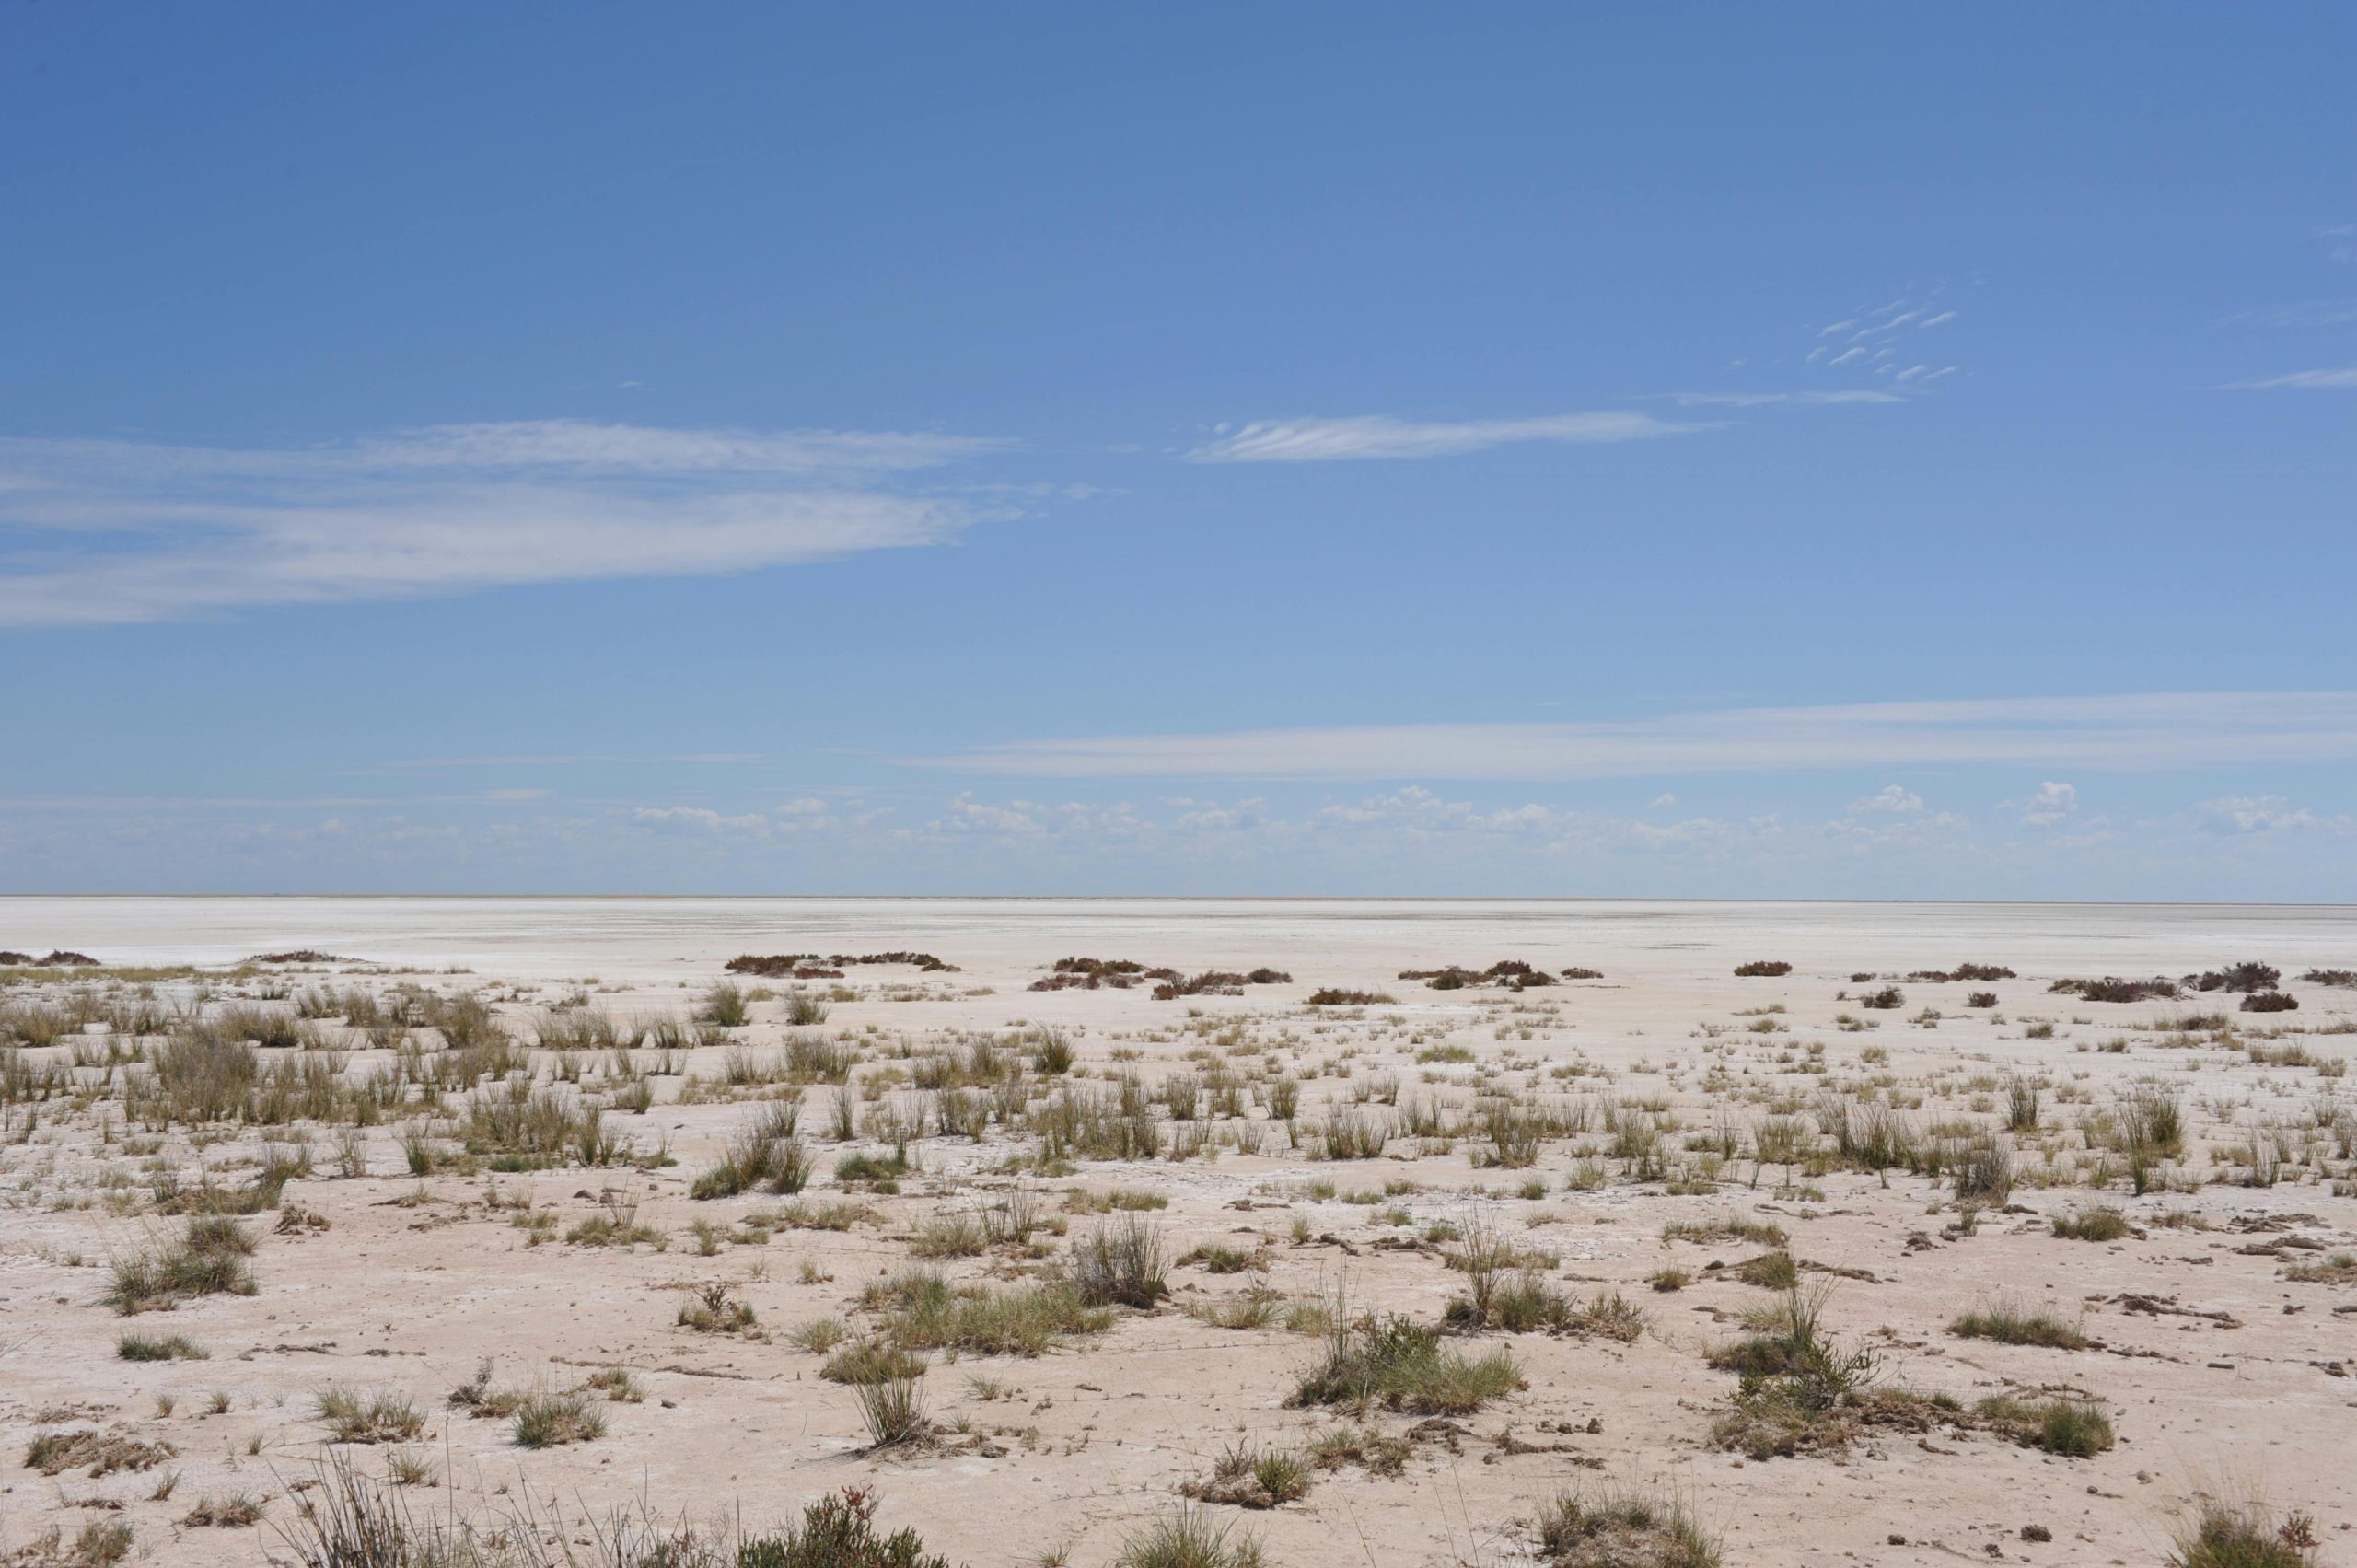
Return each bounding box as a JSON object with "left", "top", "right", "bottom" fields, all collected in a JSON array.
[{"left": 4, "top": 5, "right": 2354, "bottom": 898}]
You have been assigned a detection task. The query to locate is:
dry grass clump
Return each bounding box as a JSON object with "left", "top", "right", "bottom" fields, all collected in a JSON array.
[
  {"left": 1708, "top": 1283, "right": 1899, "bottom": 1458},
  {"left": 316, "top": 1386, "right": 426, "bottom": 1445},
  {"left": 677, "top": 1283, "right": 759, "bottom": 1335},
  {"left": 2281, "top": 1251, "right": 2357, "bottom": 1283},
  {"left": 273, "top": 1457, "right": 950, "bottom": 1568},
  {"left": 1072, "top": 1215, "right": 1168, "bottom": 1308},
  {"left": 862, "top": 1268, "right": 1112, "bottom": 1356},
  {"left": 116, "top": 1331, "right": 207, "bottom": 1361},
  {"left": 104, "top": 1215, "right": 258, "bottom": 1314},
  {"left": 1974, "top": 1395, "right": 2114, "bottom": 1457},
  {"left": 1662, "top": 1216, "right": 1787, "bottom": 1248},
  {"left": 460, "top": 1081, "right": 626, "bottom": 1170},
  {"left": 1115, "top": 1505, "right": 1265, "bottom": 1568},
  {"left": 1536, "top": 1486, "right": 1720, "bottom": 1568},
  {"left": 1949, "top": 1298, "right": 2090, "bottom": 1350},
  {"left": 2052, "top": 1206, "right": 2132, "bottom": 1241},
  {"left": 853, "top": 1374, "right": 930, "bottom": 1449},
  {"left": 1443, "top": 1219, "right": 1643, "bottom": 1337},
  {"left": 822, "top": 1338, "right": 929, "bottom": 1385},
  {"left": 180, "top": 1492, "right": 269, "bottom": 1528},
  {"left": 2167, "top": 1494, "right": 2321, "bottom": 1568},
  {"left": 691, "top": 1102, "right": 810, "bottom": 1199},
  {"left": 1180, "top": 1441, "right": 1311, "bottom": 1508},
  {"left": 1734, "top": 1251, "right": 1798, "bottom": 1289},
  {"left": 25, "top": 1430, "right": 174, "bottom": 1478},
  {"left": 6, "top": 1519, "right": 134, "bottom": 1567},
  {"left": 1306, "top": 1423, "right": 1411, "bottom": 1476},
  {"left": 1294, "top": 1312, "right": 1522, "bottom": 1415},
  {"left": 511, "top": 1390, "right": 606, "bottom": 1448}
]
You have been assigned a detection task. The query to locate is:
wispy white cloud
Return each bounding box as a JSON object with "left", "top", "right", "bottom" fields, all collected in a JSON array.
[
  {"left": 2187, "top": 795, "right": 2351, "bottom": 835},
  {"left": 1801, "top": 295, "right": 1962, "bottom": 386},
  {"left": 920, "top": 692, "right": 2357, "bottom": 782},
  {"left": 0, "top": 421, "right": 1011, "bottom": 627},
  {"left": 2220, "top": 300, "right": 2357, "bottom": 330},
  {"left": 1654, "top": 390, "right": 1905, "bottom": 407},
  {"left": 354, "top": 753, "right": 768, "bottom": 774},
  {"left": 1851, "top": 784, "right": 1923, "bottom": 815},
  {"left": 1186, "top": 412, "right": 1693, "bottom": 463},
  {"left": 2014, "top": 780, "right": 2079, "bottom": 827},
  {"left": 2222, "top": 366, "right": 2357, "bottom": 390}
]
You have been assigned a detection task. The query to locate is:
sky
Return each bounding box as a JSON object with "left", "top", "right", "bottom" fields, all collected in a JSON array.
[{"left": 3, "top": 4, "right": 2354, "bottom": 899}]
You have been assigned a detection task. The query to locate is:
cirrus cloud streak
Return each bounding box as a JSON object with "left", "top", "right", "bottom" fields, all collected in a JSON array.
[{"left": 921, "top": 692, "right": 2357, "bottom": 782}]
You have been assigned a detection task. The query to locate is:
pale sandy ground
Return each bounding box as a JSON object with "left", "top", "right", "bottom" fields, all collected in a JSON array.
[{"left": 3, "top": 899, "right": 2356, "bottom": 1568}]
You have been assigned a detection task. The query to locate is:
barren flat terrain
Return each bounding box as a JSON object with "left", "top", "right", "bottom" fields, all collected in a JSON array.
[{"left": 3, "top": 899, "right": 2354, "bottom": 1568}]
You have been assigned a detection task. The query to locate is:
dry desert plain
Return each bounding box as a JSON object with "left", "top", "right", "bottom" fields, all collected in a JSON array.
[{"left": 2, "top": 898, "right": 2355, "bottom": 1568}]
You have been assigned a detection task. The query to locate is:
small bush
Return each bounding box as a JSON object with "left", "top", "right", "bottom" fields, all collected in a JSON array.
[
  {"left": 737, "top": 1487, "right": 950, "bottom": 1568},
  {"left": 2241, "top": 992, "right": 2299, "bottom": 1014},
  {"left": 1733, "top": 961, "right": 1792, "bottom": 978},
  {"left": 2050, "top": 976, "right": 2178, "bottom": 1003},
  {"left": 2195, "top": 961, "right": 2281, "bottom": 993}
]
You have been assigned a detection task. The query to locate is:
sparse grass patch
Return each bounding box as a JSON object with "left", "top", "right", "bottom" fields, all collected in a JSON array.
[
  {"left": 2052, "top": 1206, "right": 2132, "bottom": 1241},
  {"left": 853, "top": 1373, "right": 929, "bottom": 1449},
  {"left": 867, "top": 1269, "right": 1113, "bottom": 1356},
  {"left": 1181, "top": 1441, "right": 1311, "bottom": 1508},
  {"left": 117, "top": 1332, "right": 207, "bottom": 1362},
  {"left": 1976, "top": 1395, "right": 2114, "bottom": 1457},
  {"left": 1662, "top": 1216, "right": 1787, "bottom": 1248},
  {"left": 512, "top": 1391, "right": 606, "bottom": 1448},
  {"left": 1537, "top": 1486, "right": 1720, "bottom": 1568},
  {"left": 1949, "top": 1299, "right": 2089, "bottom": 1350},
  {"left": 1294, "top": 1313, "right": 1523, "bottom": 1415},
  {"left": 2167, "top": 1495, "right": 2321, "bottom": 1567},
  {"left": 1115, "top": 1505, "right": 1265, "bottom": 1568},
  {"left": 180, "top": 1493, "right": 269, "bottom": 1528},
  {"left": 104, "top": 1215, "right": 257, "bottom": 1314},
  {"left": 1073, "top": 1215, "right": 1168, "bottom": 1308},
  {"left": 316, "top": 1386, "right": 426, "bottom": 1446}
]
